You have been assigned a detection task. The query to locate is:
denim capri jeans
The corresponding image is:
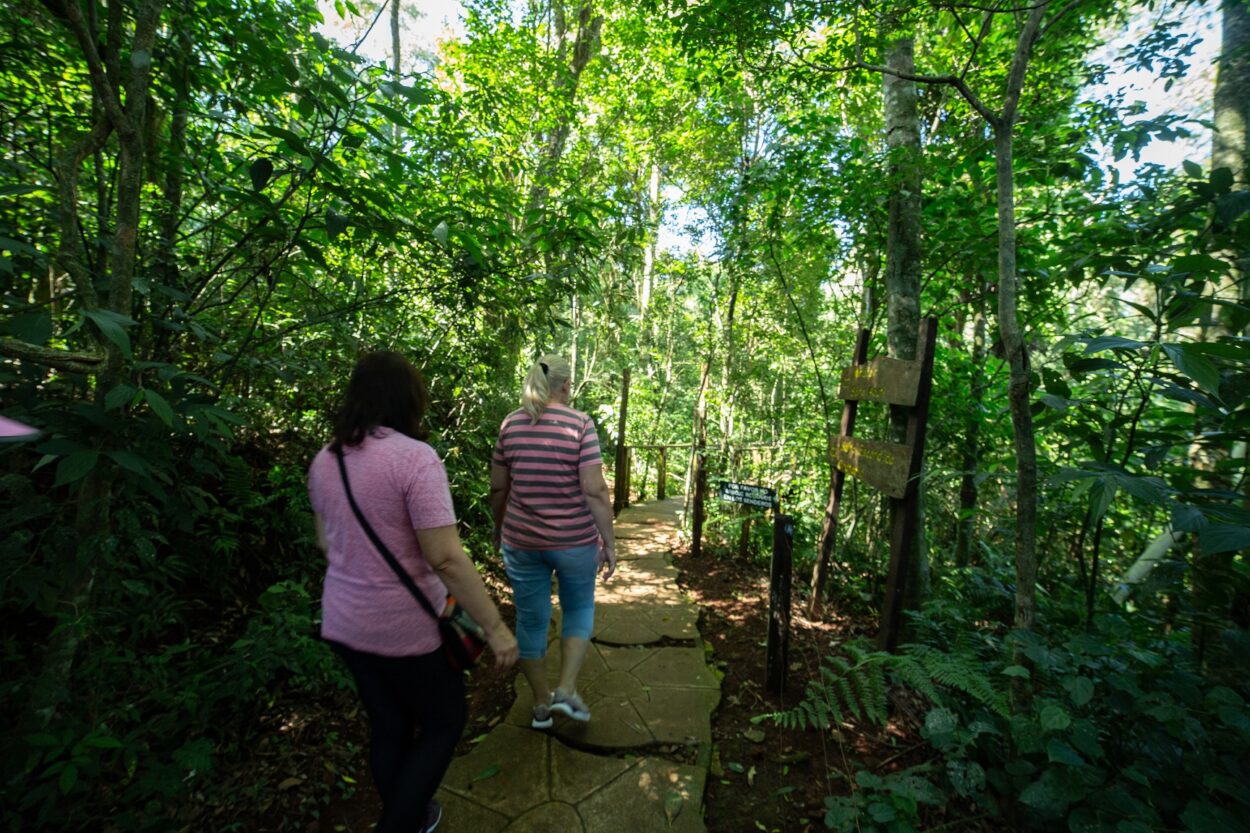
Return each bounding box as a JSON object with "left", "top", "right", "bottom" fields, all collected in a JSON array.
[{"left": 502, "top": 543, "right": 598, "bottom": 660}]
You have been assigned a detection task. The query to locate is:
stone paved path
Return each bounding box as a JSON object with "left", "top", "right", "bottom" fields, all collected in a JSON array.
[{"left": 437, "top": 497, "right": 716, "bottom": 832}]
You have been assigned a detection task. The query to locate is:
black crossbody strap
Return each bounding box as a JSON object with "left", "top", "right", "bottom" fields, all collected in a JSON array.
[{"left": 334, "top": 444, "right": 441, "bottom": 624}]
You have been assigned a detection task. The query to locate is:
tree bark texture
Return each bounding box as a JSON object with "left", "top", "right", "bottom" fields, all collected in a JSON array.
[
  {"left": 955, "top": 294, "right": 987, "bottom": 567},
  {"left": 883, "top": 37, "right": 929, "bottom": 609},
  {"left": 994, "top": 3, "right": 1047, "bottom": 707},
  {"left": 1193, "top": 0, "right": 1250, "bottom": 658}
]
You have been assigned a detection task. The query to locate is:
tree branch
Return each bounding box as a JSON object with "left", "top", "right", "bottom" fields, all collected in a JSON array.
[
  {"left": 813, "top": 58, "right": 999, "bottom": 126},
  {"left": 0, "top": 338, "right": 104, "bottom": 373},
  {"left": 1000, "top": 2, "right": 1049, "bottom": 126},
  {"left": 42, "top": 0, "right": 129, "bottom": 134}
]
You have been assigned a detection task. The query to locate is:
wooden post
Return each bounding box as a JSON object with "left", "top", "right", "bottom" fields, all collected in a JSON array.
[
  {"left": 738, "top": 516, "right": 752, "bottom": 560},
  {"left": 878, "top": 317, "right": 937, "bottom": 652},
  {"left": 657, "top": 446, "right": 668, "bottom": 500},
  {"left": 767, "top": 513, "right": 795, "bottom": 695},
  {"left": 613, "top": 368, "right": 631, "bottom": 515},
  {"left": 691, "top": 436, "right": 707, "bottom": 558},
  {"left": 809, "top": 328, "right": 871, "bottom": 617}
]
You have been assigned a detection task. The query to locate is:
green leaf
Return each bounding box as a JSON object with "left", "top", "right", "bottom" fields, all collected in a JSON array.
[
  {"left": 1181, "top": 800, "right": 1238, "bottom": 833},
  {"left": 1199, "top": 523, "right": 1250, "bottom": 557},
  {"left": 1046, "top": 739, "right": 1084, "bottom": 767},
  {"left": 58, "top": 762, "right": 78, "bottom": 794},
  {"left": 473, "top": 763, "right": 500, "bottom": 781},
  {"left": 1085, "top": 336, "right": 1147, "bottom": 354},
  {"left": 1163, "top": 344, "right": 1221, "bottom": 397},
  {"left": 1210, "top": 166, "right": 1234, "bottom": 194},
  {"left": 105, "top": 384, "right": 137, "bottom": 411},
  {"left": 55, "top": 451, "right": 99, "bottom": 487},
  {"left": 82, "top": 309, "right": 134, "bottom": 358},
  {"left": 143, "top": 389, "right": 174, "bottom": 427},
  {"left": 0, "top": 184, "right": 47, "bottom": 198},
  {"left": 327, "top": 210, "right": 350, "bottom": 240},
  {"left": 1182, "top": 160, "right": 1203, "bottom": 179},
  {"left": 1063, "top": 676, "right": 1094, "bottom": 707},
  {"left": 1003, "top": 665, "right": 1032, "bottom": 678},
  {"left": 106, "top": 450, "right": 149, "bottom": 476},
  {"left": 1040, "top": 705, "right": 1071, "bottom": 732},
  {"left": 249, "top": 158, "right": 275, "bottom": 192}
]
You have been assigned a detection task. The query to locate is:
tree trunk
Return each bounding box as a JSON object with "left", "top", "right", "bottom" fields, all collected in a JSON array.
[
  {"left": 995, "top": 118, "right": 1038, "bottom": 698},
  {"left": 994, "top": 4, "right": 1047, "bottom": 708},
  {"left": 883, "top": 37, "right": 929, "bottom": 609},
  {"left": 955, "top": 289, "right": 987, "bottom": 567},
  {"left": 1193, "top": 0, "right": 1250, "bottom": 658}
]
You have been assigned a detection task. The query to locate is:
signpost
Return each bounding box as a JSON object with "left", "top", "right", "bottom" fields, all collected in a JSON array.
[
  {"left": 717, "top": 480, "right": 778, "bottom": 510},
  {"left": 717, "top": 479, "right": 791, "bottom": 694},
  {"left": 809, "top": 317, "right": 937, "bottom": 653}
]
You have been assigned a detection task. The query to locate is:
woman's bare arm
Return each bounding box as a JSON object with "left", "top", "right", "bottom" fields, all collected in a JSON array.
[{"left": 417, "top": 525, "right": 518, "bottom": 669}]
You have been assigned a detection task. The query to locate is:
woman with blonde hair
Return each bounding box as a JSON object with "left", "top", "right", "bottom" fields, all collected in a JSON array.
[{"left": 490, "top": 354, "right": 616, "bottom": 727}]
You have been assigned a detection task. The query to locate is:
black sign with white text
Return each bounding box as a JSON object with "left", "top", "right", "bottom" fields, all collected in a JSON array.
[{"left": 718, "top": 481, "right": 777, "bottom": 509}]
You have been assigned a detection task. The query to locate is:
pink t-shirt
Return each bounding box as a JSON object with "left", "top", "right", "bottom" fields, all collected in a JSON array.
[
  {"left": 492, "top": 404, "right": 602, "bottom": 550},
  {"left": 308, "top": 428, "right": 455, "bottom": 656}
]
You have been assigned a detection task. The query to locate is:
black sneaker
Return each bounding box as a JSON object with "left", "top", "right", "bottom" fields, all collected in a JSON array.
[{"left": 420, "top": 798, "right": 443, "bottom": 833}]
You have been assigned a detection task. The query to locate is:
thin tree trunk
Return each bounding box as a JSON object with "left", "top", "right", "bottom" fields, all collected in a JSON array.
[{"left": 955, "top": 290, "right": 987, "bottom": 567}]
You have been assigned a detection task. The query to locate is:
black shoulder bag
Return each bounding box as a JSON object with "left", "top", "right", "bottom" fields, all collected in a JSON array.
[{"left": 334, "top": 445, "right": 487, "bottom": 671}]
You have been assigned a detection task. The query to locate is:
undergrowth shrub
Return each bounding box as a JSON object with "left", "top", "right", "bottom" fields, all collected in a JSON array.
[{"left": 762, "top": 577, "right": 1250, "bottom": 833}]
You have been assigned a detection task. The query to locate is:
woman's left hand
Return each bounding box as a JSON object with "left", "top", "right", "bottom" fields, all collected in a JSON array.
[{"left": 597, "top": 543, "right": 616, "bottom": 582}]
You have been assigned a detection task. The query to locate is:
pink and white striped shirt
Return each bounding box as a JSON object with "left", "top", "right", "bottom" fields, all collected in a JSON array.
[{"left": 493, "top": 404, "right": 603, "bottom": 550}]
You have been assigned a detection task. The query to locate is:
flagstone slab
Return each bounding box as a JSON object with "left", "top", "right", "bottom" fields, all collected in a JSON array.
[
  {"left": 501, "top": 802, "right": 584, "bottom": 833},
  {"left": 435, "top": 791, "right": 509, "bottom": 833},
  {"left": 631, "top": 688, "right": 721, "bottom": 745},
  {"left": 577, "top": 757, "right": 707, "bottom": 833},
  {"left": 550, "top": 742, "right": 635, "bottom": 804},
  {"left": 441, "top": 726, "right": 549, "bottom": 818},
  {"left": 632, "top": 647, "right": 720, "bottom": 690}
]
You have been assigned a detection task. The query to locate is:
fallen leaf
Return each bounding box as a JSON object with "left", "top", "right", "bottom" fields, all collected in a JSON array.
[
  {"left": 664, "top": 791, "right": 684, "bottom": 827},
  {"left": 747, "top": 765, "right": 757, "bottom": 787},
  {"left": 727, "top": 762, "right": 745, "bottom": 774},
  {"left": 278, "top": 777, "right": 303, "bottom": 791},
  {"left": 473, "top": 764, "right": 500, "bottom": 782},
  {"left": 743, "top": 728, "right": 765, "bottom": 743}
]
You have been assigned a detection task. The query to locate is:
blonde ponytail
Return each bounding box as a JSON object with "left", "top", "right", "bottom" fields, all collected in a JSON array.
[{"left": 521, "top": 354, "right": 571, "bottom": 423}]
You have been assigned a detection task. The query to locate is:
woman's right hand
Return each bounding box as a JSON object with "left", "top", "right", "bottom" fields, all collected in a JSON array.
[
  {"left": 487, "top": 624, "right": 519, "bottom": 670},
  {"left": 597, "top": 542, "right": 617, "bottom": 582}
]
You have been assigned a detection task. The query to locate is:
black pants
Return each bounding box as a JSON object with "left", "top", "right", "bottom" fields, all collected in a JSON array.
[{"left": 332, "top": 642, "right": 466, "bottom": 833}]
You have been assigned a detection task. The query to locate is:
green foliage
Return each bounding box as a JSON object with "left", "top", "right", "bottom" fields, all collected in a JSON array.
[{"left": 760, "top": 637, "right": 1005, "bottom": 733}]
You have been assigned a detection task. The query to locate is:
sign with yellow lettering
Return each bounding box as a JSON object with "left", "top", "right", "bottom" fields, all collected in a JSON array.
[
  {"left": 837, "top": 357, "right": 922, "bottom": 407},
  {"left": 833, "top": 435, "right": 911, "bottom": 499}
]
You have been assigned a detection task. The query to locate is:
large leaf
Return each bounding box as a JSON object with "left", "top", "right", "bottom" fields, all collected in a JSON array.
[
  {"left": 82, "top": 309, "right": 135, "bottom": 358},
  {"left": 1198, "top": 523, "right": 1250, "bottom": 557},
  {"left": 54, "top": 451, "right": 99, "bottom": 487},
  {"left": 1162, "top": 344, "right": 1221, "bottom": 397},
  {"left": 249, "top": 158, "right": 275, "bottom": 191}
]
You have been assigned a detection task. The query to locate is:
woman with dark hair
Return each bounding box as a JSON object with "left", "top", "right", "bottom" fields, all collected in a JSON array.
[{"left": 308, "top": 351, "right": 517, "bottom": 833}]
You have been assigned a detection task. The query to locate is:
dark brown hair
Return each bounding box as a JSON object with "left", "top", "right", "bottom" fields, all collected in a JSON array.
[{"left": 333, "top": 351, "right": 429, "bottom": 448}]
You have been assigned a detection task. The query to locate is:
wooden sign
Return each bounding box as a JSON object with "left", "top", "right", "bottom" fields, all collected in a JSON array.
[
  {"left": 718, "top": 480, "right": 777, "bottom": 509},
  {"left": 833, "top": 436, "right": 911, "bottom": 499},
  {"left": 837, "top": 357, "right": 922, "bottom": 407}
]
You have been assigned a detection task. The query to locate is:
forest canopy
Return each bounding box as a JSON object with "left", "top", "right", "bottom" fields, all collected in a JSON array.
[{"left": 1, "top": 0, "right": 1247, "bottom": 830}]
